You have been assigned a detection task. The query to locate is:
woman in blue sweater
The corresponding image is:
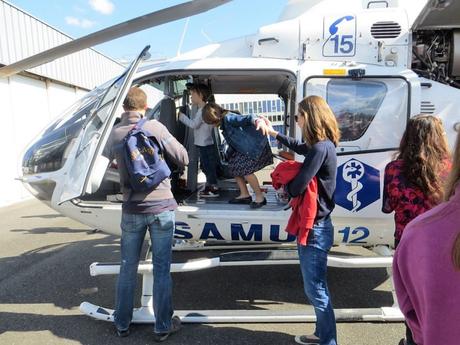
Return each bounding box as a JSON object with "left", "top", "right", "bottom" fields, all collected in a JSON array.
[
  {"left": 202, "top": 102, "right": 273, "bottom": 208},
  {"left": 258, "top": 95, "right": 340, "bottom": 345}
]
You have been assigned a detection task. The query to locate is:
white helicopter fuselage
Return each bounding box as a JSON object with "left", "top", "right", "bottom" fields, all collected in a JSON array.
[{"left": 20, "top": 0, "right": 460, "bottom": 248}]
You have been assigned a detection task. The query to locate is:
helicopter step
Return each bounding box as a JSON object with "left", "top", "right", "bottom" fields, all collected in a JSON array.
[
  {"left": 80, "top": 247, "right": 403, "bottom": 323},
  {"left": 88, "top": 248, "right": 394, "bottom": 276}
]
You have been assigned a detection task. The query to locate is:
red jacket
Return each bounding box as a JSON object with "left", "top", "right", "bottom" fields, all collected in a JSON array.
[{"left": 271, "top": 161, "right": 318, "bottom": 245}]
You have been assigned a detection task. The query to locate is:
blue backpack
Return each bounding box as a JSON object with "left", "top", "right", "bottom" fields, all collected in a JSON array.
[{"left": 123, "top": 118, "right": 171, "bottom": 192}]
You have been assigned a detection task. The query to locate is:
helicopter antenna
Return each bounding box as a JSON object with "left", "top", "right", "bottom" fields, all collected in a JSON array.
[{"left": 177, "top": 18, "right": 190, "bottom": 56}]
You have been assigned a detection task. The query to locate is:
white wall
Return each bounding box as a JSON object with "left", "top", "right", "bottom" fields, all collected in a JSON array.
[
  {"left": 0, "top": 75, "right": 86, "bottom": 206},
  {"left": 0, "top": 0, "right": 124, "bottom": 90}
]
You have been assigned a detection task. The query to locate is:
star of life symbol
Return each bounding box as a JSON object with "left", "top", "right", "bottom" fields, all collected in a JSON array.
[
  {"left": 342, "top": 160, "right": 364, "bottom": 212},
  {"left": 335, "top": 158, "right": 380, "bottom": 213}
]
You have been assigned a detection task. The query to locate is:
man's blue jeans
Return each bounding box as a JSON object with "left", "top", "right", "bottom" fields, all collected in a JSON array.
[
  {"left": 114, "top": 210, "right": 175, "bottom": 334},
  {"left": 297, "top": 216, "right": 337, "bottom": 345}
]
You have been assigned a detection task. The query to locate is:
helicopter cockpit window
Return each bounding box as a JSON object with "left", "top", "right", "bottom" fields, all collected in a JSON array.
[
  {"left": 22, "top": 84, "right": 111, "bottom": 175},
  {"left": 326, "top": 80, "right": 387, "bottom": 142},
  {"left": 306, "top": 77, "right": 408, "bottom": 151},
  {"left": 172, "top": 79, "right": 188, "bottom": 96}
]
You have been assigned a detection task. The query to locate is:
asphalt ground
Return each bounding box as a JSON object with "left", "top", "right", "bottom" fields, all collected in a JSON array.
[{"left": 0, "top": 199, "right": 405, "bottom": 345}]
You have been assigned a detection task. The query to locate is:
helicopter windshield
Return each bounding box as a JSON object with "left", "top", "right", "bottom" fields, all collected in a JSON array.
[{"left": 22, "top": 78, "right": 115, "bottom": 176}]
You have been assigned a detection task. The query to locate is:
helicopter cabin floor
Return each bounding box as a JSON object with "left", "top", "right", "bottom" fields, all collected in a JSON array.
[
  {"left": 79, "top": 162, "right": 286, "bottom": 211},
  {"left": 79, "top": 183, "right": 288, "bottom": 212}
]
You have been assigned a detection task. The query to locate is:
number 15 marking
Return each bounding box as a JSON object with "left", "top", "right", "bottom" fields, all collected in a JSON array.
[{"left": 330, "top": 35, "right": 354, "bottom": 54}]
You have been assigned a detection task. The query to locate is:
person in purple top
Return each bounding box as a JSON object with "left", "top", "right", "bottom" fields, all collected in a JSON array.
[
  {"left": 393, "top": 129, "right": 460, "bottom": 345},
  {"left": 257, "top": 95, "right": 340, "bottom": 345}
]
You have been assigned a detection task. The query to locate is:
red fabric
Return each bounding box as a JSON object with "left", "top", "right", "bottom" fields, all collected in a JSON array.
[
  {"left": 383, "top": 159, "right": 452, "bottom": 240},
  {"left": 271, "top": 161, "right": 318, "bottom": 245}
]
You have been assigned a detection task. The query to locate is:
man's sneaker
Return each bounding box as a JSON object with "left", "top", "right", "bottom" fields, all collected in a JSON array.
[
  {"left": 294, "top": 334, "right": 320, "bottom": 345},
  {"left": 153, "top": 315, "right": 182, "bottom": 342},
  {"left": 115, "top": 328, "right": 130, "bottom": 338},
  {"left": 199, "top": 186, "right": 219, "bottom": 198}
]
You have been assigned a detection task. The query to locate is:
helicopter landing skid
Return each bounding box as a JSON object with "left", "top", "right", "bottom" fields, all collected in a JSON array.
[
  {"left": 80, "top": 246, "right": 404, "bottom": 323},
  {"left": 79, "top": 302, "right": 403, "bottom": 323}
]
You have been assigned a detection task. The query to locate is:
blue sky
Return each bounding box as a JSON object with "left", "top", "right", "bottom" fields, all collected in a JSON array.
[{"left": 8, "top": 0, "right": 288, "bottom": 62}]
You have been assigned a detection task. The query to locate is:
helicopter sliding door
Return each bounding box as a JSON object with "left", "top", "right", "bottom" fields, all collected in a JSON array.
[
  {"left": 304, "top": 76, "right": 409, "bottom": 246},
  {"left": 58, "top": 46, "right": 150, "bottom": 204}
]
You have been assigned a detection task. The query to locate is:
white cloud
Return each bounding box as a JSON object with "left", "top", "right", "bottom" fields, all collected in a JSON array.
[
  {"left": 73, "top": 5, "right": 86, "bottom": 14},
  {"left": 89, "top": 0, "right": 114, "bottom": 15},
  {"left": 65, "top": 16, "right": 96, "bottom": 29}
]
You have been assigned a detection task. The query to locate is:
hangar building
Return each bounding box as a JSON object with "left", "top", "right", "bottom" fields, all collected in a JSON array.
[{"left": 0, "top": 0, "right": 124, "bottom": 206}]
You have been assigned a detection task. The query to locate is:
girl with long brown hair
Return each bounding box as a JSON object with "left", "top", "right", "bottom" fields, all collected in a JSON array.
[
  {"left": 383, "top": 115, "right": 451, "bottom": 245},
  {"left": 202, "top": 102, "right": 273, "bottom": 208},
  {"left": 383, "top": 115, "right": 451, "bottom": 345},
  {"left": 393, "top": 129, "right": 460, "bottom": 345},
  {"left": 258, "top": 95, "right": 340, "bottom": 345}
]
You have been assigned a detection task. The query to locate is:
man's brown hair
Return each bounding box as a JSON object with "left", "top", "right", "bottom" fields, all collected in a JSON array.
[{"left": 123, "top": 87, "right": 147, "bottom": 111}]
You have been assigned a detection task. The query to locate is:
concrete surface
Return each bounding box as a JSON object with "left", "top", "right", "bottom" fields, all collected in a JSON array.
[{"left": 0, "top": 199, "right": 405, "bottom": 345}]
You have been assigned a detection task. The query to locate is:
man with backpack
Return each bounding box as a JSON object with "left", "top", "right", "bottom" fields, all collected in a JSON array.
[{"left": 104, "top": 87, "right": 189, "bottom": 342}]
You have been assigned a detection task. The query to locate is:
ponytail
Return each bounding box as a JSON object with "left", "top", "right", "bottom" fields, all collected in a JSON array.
[{"left": 202, "top": 102, "right": 225, "bottom": 126}]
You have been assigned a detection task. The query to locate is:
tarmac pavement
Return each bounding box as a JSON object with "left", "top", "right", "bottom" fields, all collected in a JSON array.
[{"left": 0, "top": 199, "right": 404, "bottom": 345}]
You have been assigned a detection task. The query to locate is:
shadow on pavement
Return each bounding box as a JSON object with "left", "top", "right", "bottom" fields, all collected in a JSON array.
[
  {"left": 11, "top": 227, "right": 91, "bottom": 234},
  {"left": 0, "top": 312, "right": 297, "bottom": 345}
]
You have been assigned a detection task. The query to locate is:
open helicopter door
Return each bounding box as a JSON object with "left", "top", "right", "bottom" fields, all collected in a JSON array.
[{"left": 58, "top": 46, "right": 150, "bottom": 204}]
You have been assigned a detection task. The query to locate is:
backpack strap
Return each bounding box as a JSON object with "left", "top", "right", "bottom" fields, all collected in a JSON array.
[
  {"left": 138, "top": 117, "right": 166, "bottom": 156},
  {"left": 134, "top": 117, "right": 148, "bottom": 130}
]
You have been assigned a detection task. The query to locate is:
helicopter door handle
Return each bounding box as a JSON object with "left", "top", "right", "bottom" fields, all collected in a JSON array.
[
  {"left": 377, "top": 41, "right": 384, "bottom": 62},
  {"left": 258, "top": 37, "right": 279, "bottom": 45}
]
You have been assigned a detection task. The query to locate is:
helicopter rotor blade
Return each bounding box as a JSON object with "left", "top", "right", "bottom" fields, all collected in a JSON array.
[{"left": 0, "top": 0, "right": 232, "bottom": 78}]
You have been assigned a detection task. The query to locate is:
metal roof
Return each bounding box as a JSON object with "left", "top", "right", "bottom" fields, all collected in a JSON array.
[{"left": 0, "top": 0, "right": 124, "bottom": 90}]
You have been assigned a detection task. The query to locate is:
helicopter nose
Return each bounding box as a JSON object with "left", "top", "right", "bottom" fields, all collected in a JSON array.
[
  {"left": 19, "top": 175, "right": 55, "bottom": 204},
  {"left": 21, "top": 118, "right": 80, "bottom": 204}
]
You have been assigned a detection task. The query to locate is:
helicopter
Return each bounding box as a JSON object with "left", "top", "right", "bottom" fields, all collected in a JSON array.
[{"left": 3, "top": 0, "right": 460, "bottom": 324}]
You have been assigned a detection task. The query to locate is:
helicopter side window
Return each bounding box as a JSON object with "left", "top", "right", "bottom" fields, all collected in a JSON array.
[{"left": 326, "top": 80, "right": 387, "bottom": 142}]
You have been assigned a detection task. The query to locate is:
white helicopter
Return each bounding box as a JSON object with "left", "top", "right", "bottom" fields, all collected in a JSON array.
[{"left": 3, "top": 0, "right": 460, "bottom": 324}]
